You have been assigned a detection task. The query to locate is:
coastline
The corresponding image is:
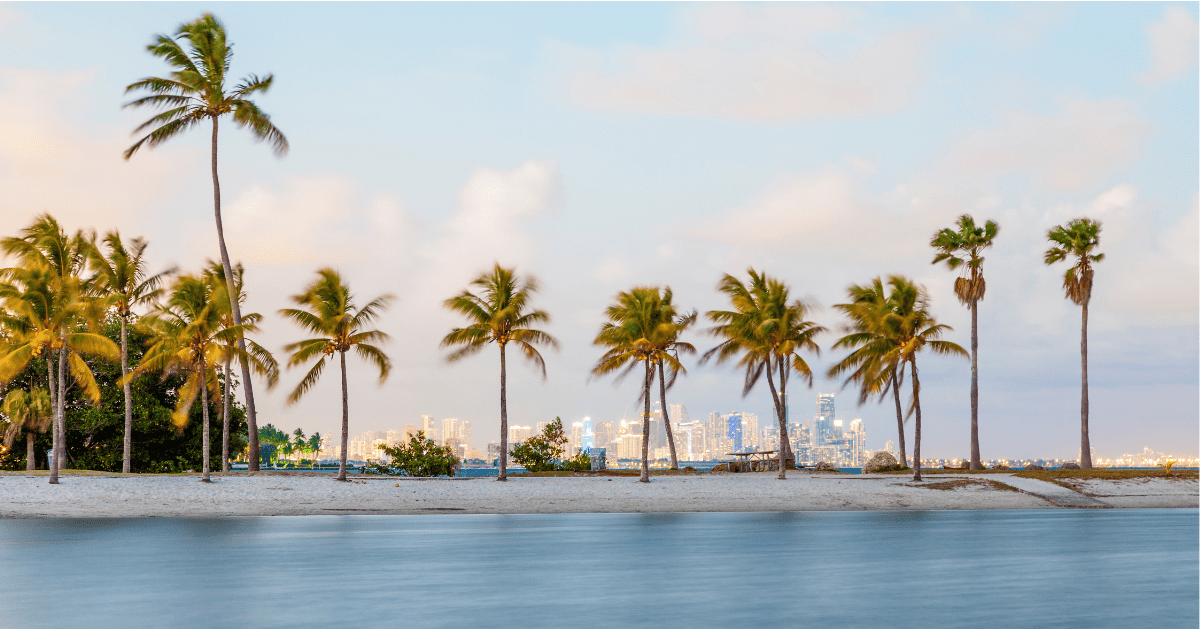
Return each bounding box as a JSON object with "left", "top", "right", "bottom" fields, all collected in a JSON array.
[{"left": 2, "top": 471, "right": 1195, "bottom": 518}]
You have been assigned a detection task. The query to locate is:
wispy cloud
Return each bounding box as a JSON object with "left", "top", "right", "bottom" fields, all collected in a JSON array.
[
  {"left": 1141, "top": 6, "right": 1198, "bottom": 84},
  {"left": 550, "top": 4, "right": 927, "bottom": 121}
]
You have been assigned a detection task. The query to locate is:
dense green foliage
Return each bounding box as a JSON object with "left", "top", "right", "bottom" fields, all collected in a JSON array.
[
  {"left": 510, "top": 418, "right": 568, "bottom": 473},
  {"left": 0, "top": 317, "right": 246, "bottom": 472},
  {"left": 363, "top": 431, "right": 459, "bottom": 477}
]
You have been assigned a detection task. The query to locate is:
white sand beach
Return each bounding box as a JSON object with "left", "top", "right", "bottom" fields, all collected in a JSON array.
[{"left": 2, "top": 472, "right": 1195, "bottom": 517}]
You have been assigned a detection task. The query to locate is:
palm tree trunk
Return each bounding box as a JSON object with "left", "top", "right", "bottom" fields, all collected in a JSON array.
[
  {"left": 221, "top": 358, "right": 232, "bottom": 474},
  {"left": 1080, "top": 301, "right": 1092, "bottom": 468},
  {"left": 337, "top": 350, "right": 349, "bottom": 481},
  {"left": 891, "top": 367, "right": 907, "bottom": 468},
  {"left": 640, "top": 359, "right": 651, "bottom": 483},
  {"left": 498, "top": 343, "right": 508, "bottom": 482},
  {"left": 777, "top": 359, "right": 792, "bottom": 480},
  {"left": 47, "top": 357, "right": 59, "bottom": 484},
  {"left": 764, "top": 360, "right": 787, "bottom": 480},
  {"left": 209, "top": 116, "right": 260, "bottom": 473},
  {"left": 200, "top": 374, "right": 212, "bottom": 483},
  {"left": 26, "top": 431, "right": 35, "bottom": 472},
  {"left": 911, "top": 359, "right": 923, "bottom": 482},
  {"left": 121, "top": 315, "right": 133, "bottom": 474},
  {"left": 55, "top": 348, "right": 67, "bottom": 479},
  {"left": 969, "top": 299, "right": 981, "bottom": 470},
  {"left": 657, "top": 361, "right": 679, "bottom": 470}
]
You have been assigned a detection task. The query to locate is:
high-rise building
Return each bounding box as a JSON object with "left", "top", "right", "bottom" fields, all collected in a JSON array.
[
  {"left": 401, "top": 424, "right": 420, "bottom": 442},
  {"left": 817, "top": 393, "right": 835, "bottom": 421},
  {"left": 509, "top": 425, "right": 532, "bottom": 444},
  {"left": 741, "top": 413, "right": 759, "bottom": 450},
  {"left": 421, "top": 415, "right": 439, "bottom": 443},
  {"left": 570, "top": 422, "right": 584, "bottom": 455},
  {"left": 594, "top": 421, "right": 614, "bottom": 452},
  {"left": 726, "top": 413, "right": 743, "bottom": 453},
  {"left": 706, "top": 412, "right": 724, "bottom": 460},
  {"left": 386, "top": 429, "right": 400, "bottom": 447},
  {"left": 581, "top": 417, "right": 594, "bottom": 451},
  {"left": 441, "top": 418, "right": 459, "bottom": 445},
  {"left": 536, "top": 420, "right": 551, "bottom": 435},
  {"left": 459, "top": 421, "right": 472, "bottom": 454},
  {"left": 849, "top": 419, "right": 866, "bottom": 466}
]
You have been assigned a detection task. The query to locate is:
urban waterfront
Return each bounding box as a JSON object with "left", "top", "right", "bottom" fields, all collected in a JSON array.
[{"left": 1, "top": 510, "right": 1195, "bottom": 628}]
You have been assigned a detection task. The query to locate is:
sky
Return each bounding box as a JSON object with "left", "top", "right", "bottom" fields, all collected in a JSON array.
[{"left": 1, "top": 2, "right": 1196, "bottom": 460}]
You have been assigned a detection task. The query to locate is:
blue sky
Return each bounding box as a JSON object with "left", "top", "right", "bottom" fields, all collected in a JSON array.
[{"left": 1, "top": 2, "right": 1196, "bottom": 459}]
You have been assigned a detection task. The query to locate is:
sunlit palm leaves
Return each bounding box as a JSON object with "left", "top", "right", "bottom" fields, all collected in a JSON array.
[{"left": 2, "top": 387, "right": 53, "bottom": 472}]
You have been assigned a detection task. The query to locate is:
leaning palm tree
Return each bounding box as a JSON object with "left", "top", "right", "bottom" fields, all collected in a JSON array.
[
  {"left": 203, "top": 261, "right": 277, "bottom": 473},
  {"left": 280, "top": 269, "right": 393, "bottom": 482},
  {"left": 931, "top": 214, "right": 999, "bottom": 471},
  {"left": 829, "top": 278, "right": 910, "bottom": 467},
  {"left": 650, "top": 289, "right": 696, "bottom": 470},
  {"left": 132, "top": 274, "right": 254, "bottom": 482},
  {"left": 124, "top": 13, "right": 288, "bottom": 471},
  {"left": 880, "top": 277, "right": 967, "bottom": 481},
  {"left": 442, "top": 264, "right": 558, "bottom": 482},
  {"left": 0, "top": 216, "right": 118, "bottom": 483},
  {"left": 704, "top": 270, "right": 823, "bottom": 480},
  {"left": 593, "top": 287, "right": 682, "bottom": 482},
  {"left": 1044, "top": 218, "right": 1103, "bottom": 469},
  {"left": 2, "top": 387, "right": 53, "bottom": 472},
  {"left": 87, "top": 230, "right": 174, "bottom": 473}
]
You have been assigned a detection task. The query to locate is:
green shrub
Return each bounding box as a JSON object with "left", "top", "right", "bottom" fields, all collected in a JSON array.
[
  {"left": 560, "top": 450, "right": 592, "bottom": 472},
  {"left": 510, "top": 418, "right": 567, "bottom": 472},
  {"left": 368, "top": 431, "right": 459, "bottom": 477}
]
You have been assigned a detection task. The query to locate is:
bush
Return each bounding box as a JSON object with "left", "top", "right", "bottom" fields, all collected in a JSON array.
[
  {"left": 560, "top": 450, "right": 592, "bottom": 472},
  {"left": 510, "top": 418, "right": 567, "bottom": 472},
  {"left": 368, "top": 431, "right": 459, "bottom": 477}
]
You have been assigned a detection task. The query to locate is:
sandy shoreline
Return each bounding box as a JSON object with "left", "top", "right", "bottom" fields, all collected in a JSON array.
[{"left": 2, "top": 471, "right": 1195, "bottom": 517}]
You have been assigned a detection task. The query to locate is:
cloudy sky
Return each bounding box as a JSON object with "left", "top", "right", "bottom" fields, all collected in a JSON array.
[{"left": 1, "top": 2, "right": 1196, "bottom": 460}]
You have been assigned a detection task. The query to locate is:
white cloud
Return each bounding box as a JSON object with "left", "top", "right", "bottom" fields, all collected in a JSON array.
[
  {"left": 942, "top": 99, "right": 1152, "bottom": 191},
  {"left": 551, "top": 4, "right": 926, "bottom": 121},
  {"left": 1141, "top": 7, "right": 1199, "bottom": 84}
]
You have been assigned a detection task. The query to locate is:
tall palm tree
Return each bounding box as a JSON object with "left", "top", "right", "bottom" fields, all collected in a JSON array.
[
  {"left": 931, "top": 214, "right": 999, "bottom": 471},
  {"left": 829, "top": 278, "right": 910, "bottom": 467},
  {"left": 280, "top": 269, "right": 393, "bottom": 482},
  {"left": 0, "top": 215, "right": 118, "bottom": 484},
  {"left": 593, "top": 287, "right": 684, "bottom": 482},
  {"left": 704, "top": 270, "right": 823, "bottom": 480},
  {"left": 87, "top": 230, "right": 173, "bottom": 473},
  {"left": 124, "top": 13, "right": 288, "bottom": 472},
  {"left": 651, "top": 290, "right": 696, "bottom": 471},
  {"left": 203, "top": 261, "right": 277, "bottom": 473},
  {"left": 880, "top": 277, "right": 966, "bottom": 481},
  {"left": 2, "top": 387, "right": 53, "bottom": 472},
  {"left": 1044, "top": 218, "right": 1103, "bottom": 469},
  {"left": 442, "top": 264, "right": 558, "bottom": 482},
  {"left": 133, "top": 274, "right": 256, "bottom": 482}
]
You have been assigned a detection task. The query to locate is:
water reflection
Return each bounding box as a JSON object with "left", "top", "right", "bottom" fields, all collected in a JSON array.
[{"left": 0, "top": 510, "right": 1195, "bottom": 628}]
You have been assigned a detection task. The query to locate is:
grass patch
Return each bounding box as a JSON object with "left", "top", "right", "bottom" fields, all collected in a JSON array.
[
  {"left": 911, "top": 478, "right": 1024, "bottom": 493},
  {"left": 511, "top": 469, "right": 706, "bottom": 477},
  {"left": 1015, "top": 469, "right": 1198, "bottom": 481}
]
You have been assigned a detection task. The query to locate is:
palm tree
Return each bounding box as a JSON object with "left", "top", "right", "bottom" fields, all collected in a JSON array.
[
  {"left": 87, "top": 230, "right": 174, "bottom": 473},
  {"left": 1044, "top": 218, "right": 1103, "bottom": 469},
  {"left": 931, "top": 214, "right": 999, "bottom": 471},
  {"left": 280, "top": 269, "right": 393, "bottom": 482},
  {"left": 651, "top": 290, "right": 696, "bottom": 470},
  {"left": 829, "top": 278, "right": 910, "bottom": 467},
  {"left": 442, "top": 264, "right": 558, "bottom": 482},
  {"left": 0, "top": 215, "right": 118, "bottom": 484},
  {"left": 124, "top": 13, "right": 288, "bottom": 472},
  {"left": 704, "top": 270, "right": 824, "bottom": 480},
  {"left": 593, "top": 287, "right": 683, "bottom": 482},
  {"left": 307, "top": 432, "right": 323, "bottom": 468},
  {"left": 2, "top": 387, "right": 53, "bottom": 471},
  {"left": 881, "top": 277, "right": 967, "bottom": 481},
  {"left": 133, "top": 274, "right": 256, "bottom": 482},
  {"left": 203, "top": 261, "right": 277, "bottom": 473}
]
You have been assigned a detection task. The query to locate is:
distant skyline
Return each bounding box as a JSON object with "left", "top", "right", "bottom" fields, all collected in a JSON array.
[{"left": 0, "top": 3, "right": 1196, "bottom": 460}]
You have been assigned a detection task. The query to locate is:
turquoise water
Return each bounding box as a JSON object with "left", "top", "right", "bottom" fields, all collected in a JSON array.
[{"left": 0, "top": 510, "right": 1195, "bottom": 628}]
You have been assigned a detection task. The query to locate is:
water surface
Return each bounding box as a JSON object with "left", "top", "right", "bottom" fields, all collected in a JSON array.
[{"left": 0, "top": 510, "right": 1195, "bottom": 628}]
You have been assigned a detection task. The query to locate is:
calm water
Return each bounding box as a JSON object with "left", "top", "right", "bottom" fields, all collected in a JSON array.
[{"left": 0, "top": 510, "right": 1195, "bottom": 628}]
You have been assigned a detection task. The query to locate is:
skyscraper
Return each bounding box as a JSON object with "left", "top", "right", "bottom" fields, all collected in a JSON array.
[
  {"left": 741, "top": 412, "right": 759, "bottom": 450},
  {"left": 817, "top": 393, "right": 835, "bottom": 420},
  {"left": 441, "top": 417, "right": 459, "bottom": 446},
  {"left": 726, "top": 413, "right": 743, "bottom": 453},
  {"left": 582, "top": 417, "right": 594, "bottom": 451}
]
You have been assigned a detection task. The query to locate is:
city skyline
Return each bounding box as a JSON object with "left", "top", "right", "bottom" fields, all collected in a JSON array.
[{"left": 1, "top": 3, "right": 1195, "bottom": 462}]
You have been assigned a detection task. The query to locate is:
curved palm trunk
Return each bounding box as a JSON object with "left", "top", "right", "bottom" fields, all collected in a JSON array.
[
  {"left": 47, "top": 358, "right": 59, "bottom": 484},
  {"left": 777, "top": 359, "right": 792, "bottom": 479},
  {"left": 337, "top": 350, "right": 349, "bottom": 481},
  {"left": 498, "top": 343, "right": 508, "bottom": 482},
  {"left": 210, "top": 117, "right": 261, "bottom": 473},
  {"left": 26, "top": 432, "right": 35, "bottom": 472},
  {"left": 657, "top": 361, "right": 679, "bottom": 470},
  {"left": 911, "top": 359, "right": 923, "bottom": 482},
  {"left": 891, "top": 368, "right": 907, "bottom": 468},
  {"left": 221, "top": 358, "right": 232, "bottom": 474},
  {"left": 200, "top": 373, "right": 212, "bottom": 483},
  {"left": 764, "top": 360, "right": 788, "bottom": 479},
  {"left": 640, "top": 359, "right": 651, "bottom": 483},
  {"left": 1080, "top": 301, "right": 1092, "bottom": 468},
  {"left": 121, "top": 315, "right": 133, "bottom": 474},
  {"left": 969, "top": 300, "right": 982, "bottom": 470}
]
